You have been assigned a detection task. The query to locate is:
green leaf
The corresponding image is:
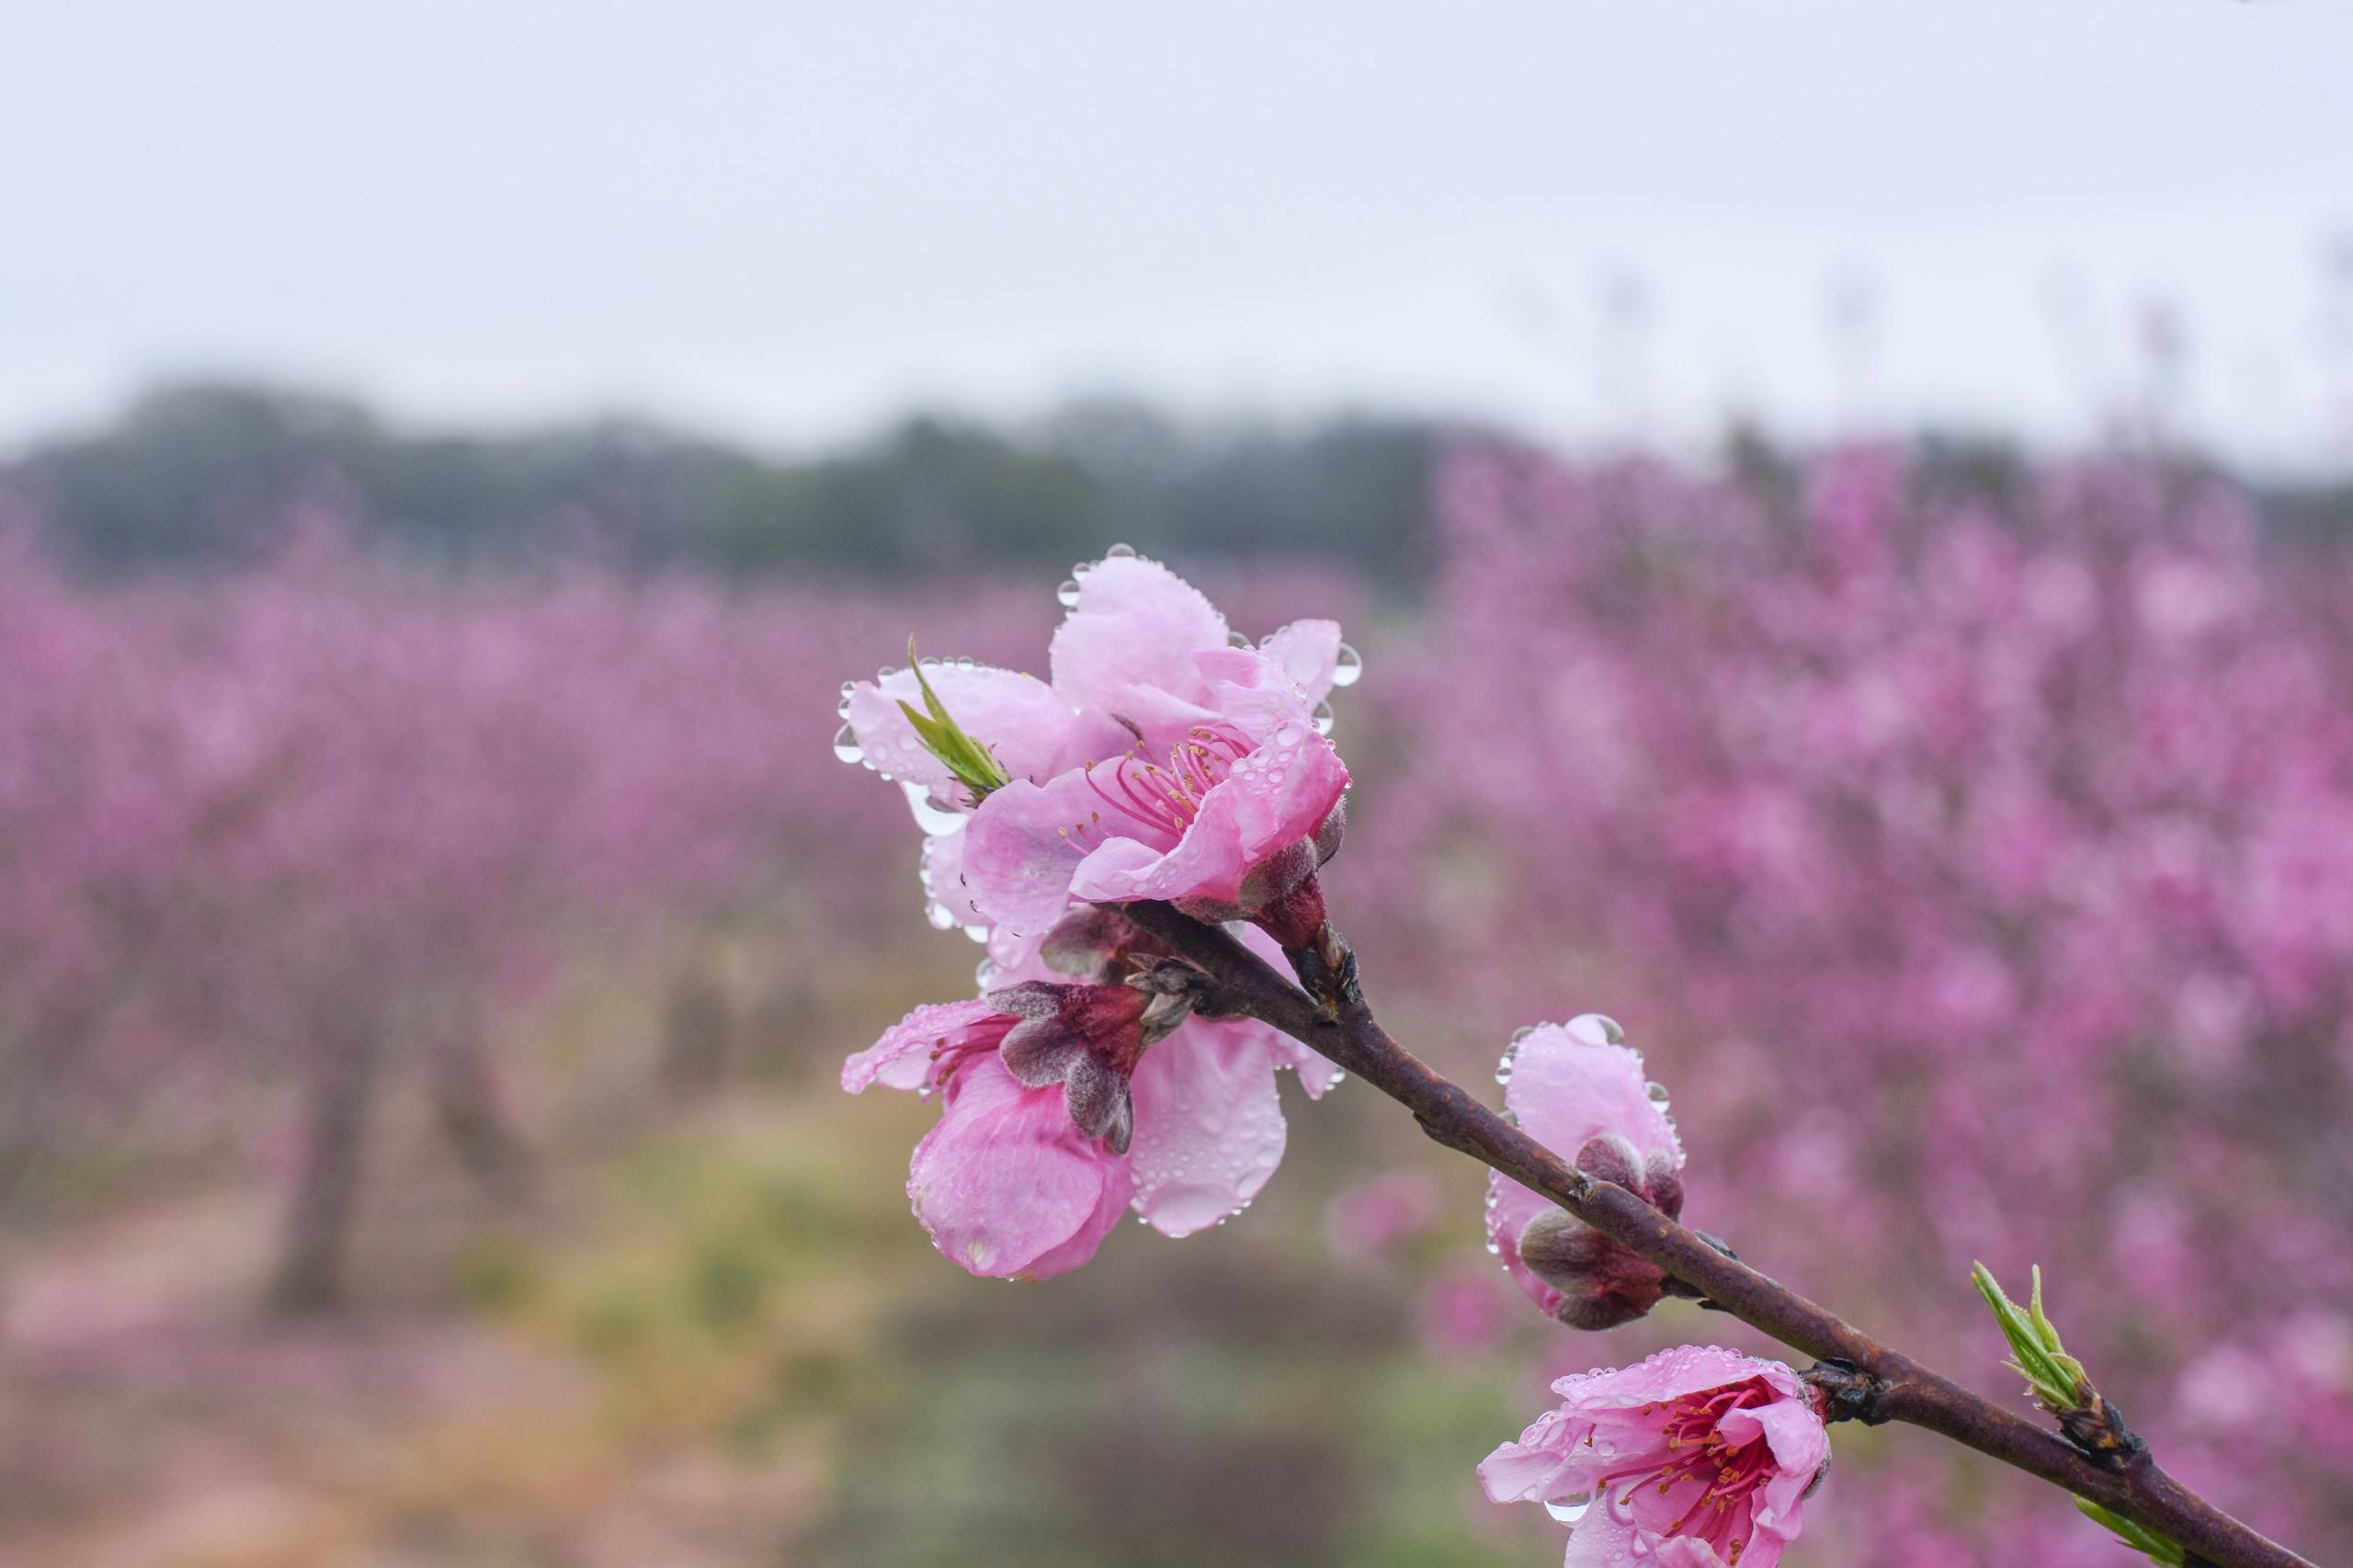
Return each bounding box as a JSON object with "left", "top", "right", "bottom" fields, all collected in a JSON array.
[
  {"left": 2028, "top": 1265, "right": 2092, "bottom": 1395},
  {"left": 2075, "top": 1499, "right": 2186, "bottom": 1566},
  {"left": 895, "top": 638, "right": 1012, "bottom": 802},
  {"left": 1970, "top": 1261, "right": 2086, "bottom": 1413}
]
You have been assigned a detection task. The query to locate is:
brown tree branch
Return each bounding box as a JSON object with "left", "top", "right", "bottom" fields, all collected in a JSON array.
[{"left": 1120, "top": 901, "right": 2313, "bottom": 1568}]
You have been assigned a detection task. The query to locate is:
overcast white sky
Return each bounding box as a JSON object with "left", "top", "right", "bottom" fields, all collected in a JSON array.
[{"left": 5, "top": 1, "right": 2350, "bottom": 468}]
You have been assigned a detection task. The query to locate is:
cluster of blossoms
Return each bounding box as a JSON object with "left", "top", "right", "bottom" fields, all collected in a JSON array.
[
  {"left": 834, "top": 551, "right": 1837, "bottom": 1565},
  {"left": 834, "top": 548, "right": 1359, "bottom": 1278},
  {"left": 1480, "top": 1016, "right": 1833, "bottom": 1565}
]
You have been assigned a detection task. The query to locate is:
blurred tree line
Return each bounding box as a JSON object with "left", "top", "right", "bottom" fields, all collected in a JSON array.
[
  {"left": 9, "top": 382, "right": 2347, "bottom": 585},
  {"left": 3, "top": 382, "right": 1453, "bottom": 585}
]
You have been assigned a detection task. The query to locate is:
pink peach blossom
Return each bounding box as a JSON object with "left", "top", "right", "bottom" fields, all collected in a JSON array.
[
  {"left": 843, "top": 998, "right": 1131, "bottom": 1279},
  {"left": 837, "top": 551, "right": 1353, "bottom": 948},
  {"left": 841, "top": 915, "right": 1343, "bottom": 1277},
  {"left": 1481, "top": 1345, "right": 1831, "bottom": 1568},
  {"left": 1487, "top": 1016, "right": 1685, "bottom": 1329}
]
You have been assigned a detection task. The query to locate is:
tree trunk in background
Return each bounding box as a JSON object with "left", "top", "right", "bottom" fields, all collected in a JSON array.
[
  {"left": 268, "top": 1011, "right": 385, "bottom": 1314},
  {"left": 659, "top": 967, "right": 733, "bottom": 1096},
  {"left": 429, "top": 1019, "right": 531, "bottom": 1200}
]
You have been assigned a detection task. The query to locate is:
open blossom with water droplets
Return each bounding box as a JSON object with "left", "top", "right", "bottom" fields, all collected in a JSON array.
[
  {"left": 841, "top": 912, "right": 1340, "bottom": 1278},
  {"left": 843, "top": 998, "right": 1131, "bottom": 1279},
  {"left": 1489, "top": 1016, "right": 1686, "bottom": 1329},
  {"left": 1481, "top": 1345, "right": 1831, "bottom": 1568},
  {"left": 835, "top": 551, "right": 1353, "bottom": 949}
]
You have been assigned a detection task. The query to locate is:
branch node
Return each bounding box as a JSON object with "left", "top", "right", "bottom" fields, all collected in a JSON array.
[
  {"left": 2058, "top": 1392, "right": 2149, "bottom": 1473},
  {"left": 1283, "top": 921, "right": 1360, "bottom": 1017},
  {"left": 1802, "top": 1358, "right": 1894, "bottom": 1426}
]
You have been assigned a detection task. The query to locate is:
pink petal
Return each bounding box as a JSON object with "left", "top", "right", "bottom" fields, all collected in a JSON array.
[
  {"left": 1489, "top": 1020, "right": 1682, "bottom": 1312},
  {"left": 1722, "top": 1401, "right": 1829, "bottom": 1551},
  {"left": 842, "top": 998, "right": 999, "bottom": 1094},
  {"left": 1506, "top": 1020, "right": 1681, "bottom": 1169},
  {"left": 1102, "top": 680, "right": 1227, "bottom": 757},
  {"left": 1048, "top": 555, "right": 1231, "bottom": 719},
  {"left": 1126, "top": 1018, "right": 1288, "bottom": 1236},
  {"left": 1071, "top": 785, "right": 1258, "bottom": 907},
  {"left": 1017, "top": 1153, "right": 1138, "bottom": 1279},
  {"left": 905, "top": 1054, "right": 1126, "bottom": 1278},
  {"left": 1476, "top": 1405, "right": 1586, "bottom": 1504},
  {"left": 1562, "top": 1511, "right": 1678, "bottom": 1568},
  {"left": 1552, "top": 1345, "right": 1769, "bottom": 1408},
  {"left": 843, "top": 663, "right": 1078, "bottom": 802},
  {"left": 1256, "top": 619, "right": 1343, "bottom": 702},
  {"left": 961, "top": 768, "right": 1121, "bottom": 937},
  {"left": 1069, "top": 719, "right": 1348, "bottom": 910},
  {"left": 1216, "top": 717, "right": 1350, "bottom": 862},
  {"left": 919, "top": 825, "right": 990, "bottom": 932}
]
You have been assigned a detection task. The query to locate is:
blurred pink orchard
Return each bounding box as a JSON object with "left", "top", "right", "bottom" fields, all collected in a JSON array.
[
  {"left": 1489, "top": 1016, "right": 1687, "bottom": 1330},
  {"left": 1325, "top": 1170, "right": 1441, "bottom": 1260},
  {"left": 0, "top": 529, "right": 1061, "bottom": 1307},
  {"left": 1362, "top": 442, "right": 2353, "bottom": 1558},
  {"left": 1481, "top": 1346, "right": 1831, "bottom": 1568},
  {"left": 833, "top": 551, "right": 1356, "bottom": 1278}
]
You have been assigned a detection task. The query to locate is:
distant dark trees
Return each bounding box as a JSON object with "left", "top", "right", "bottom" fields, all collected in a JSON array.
[
  {"left": 5, "top": 382, "right": 1453, "bottom": 585},
  {"left": 17, "top": 381, "right": 2342, "bottom": 585}
]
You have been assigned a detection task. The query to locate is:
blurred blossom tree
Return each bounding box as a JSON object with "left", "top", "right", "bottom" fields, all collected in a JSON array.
[
  {"left": 1352, "top": 442, "right": 2353, "bottom": 1562},
  {"left": 0, "top": 519, "right": 1056, "bottom": 1310}
]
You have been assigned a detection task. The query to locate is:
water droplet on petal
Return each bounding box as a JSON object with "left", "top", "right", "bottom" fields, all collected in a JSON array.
[
  {"left": 1227, "top": 631, "right": 1251, "bottom": 648},
  {"left": 926, "top": 901, "right": 958, "bottom": 931},
  {"left": 1566, "top": 1012, "right": 1626, "bottom": 1045},
  {"left": 1105, "top": 542, "right": 1137, "bottom": 558},
  {"left": 1646, "top": 1081, "right": 1671, "bottom": 1105},
  {"left": 1057, "top": 579, "right": 1083, "bottom": 608},
  {"left": 901, "top": 780, "right": 967, "bottom": 835},
  {"left": 832, "top": 724, "right": 864, "bottom": 764},
  {"left": 1312, "top": 699, "right": 1336, "bottom": 736},
  {"left": 975, "top": 958, "right": 999, "bottom": 988},
  {"left": 1331, "top": 641, "right": 1363, "bottom": 687},
  {"left": 1544, "top": 1494, "right": 1595, "bottom": 1525}
]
